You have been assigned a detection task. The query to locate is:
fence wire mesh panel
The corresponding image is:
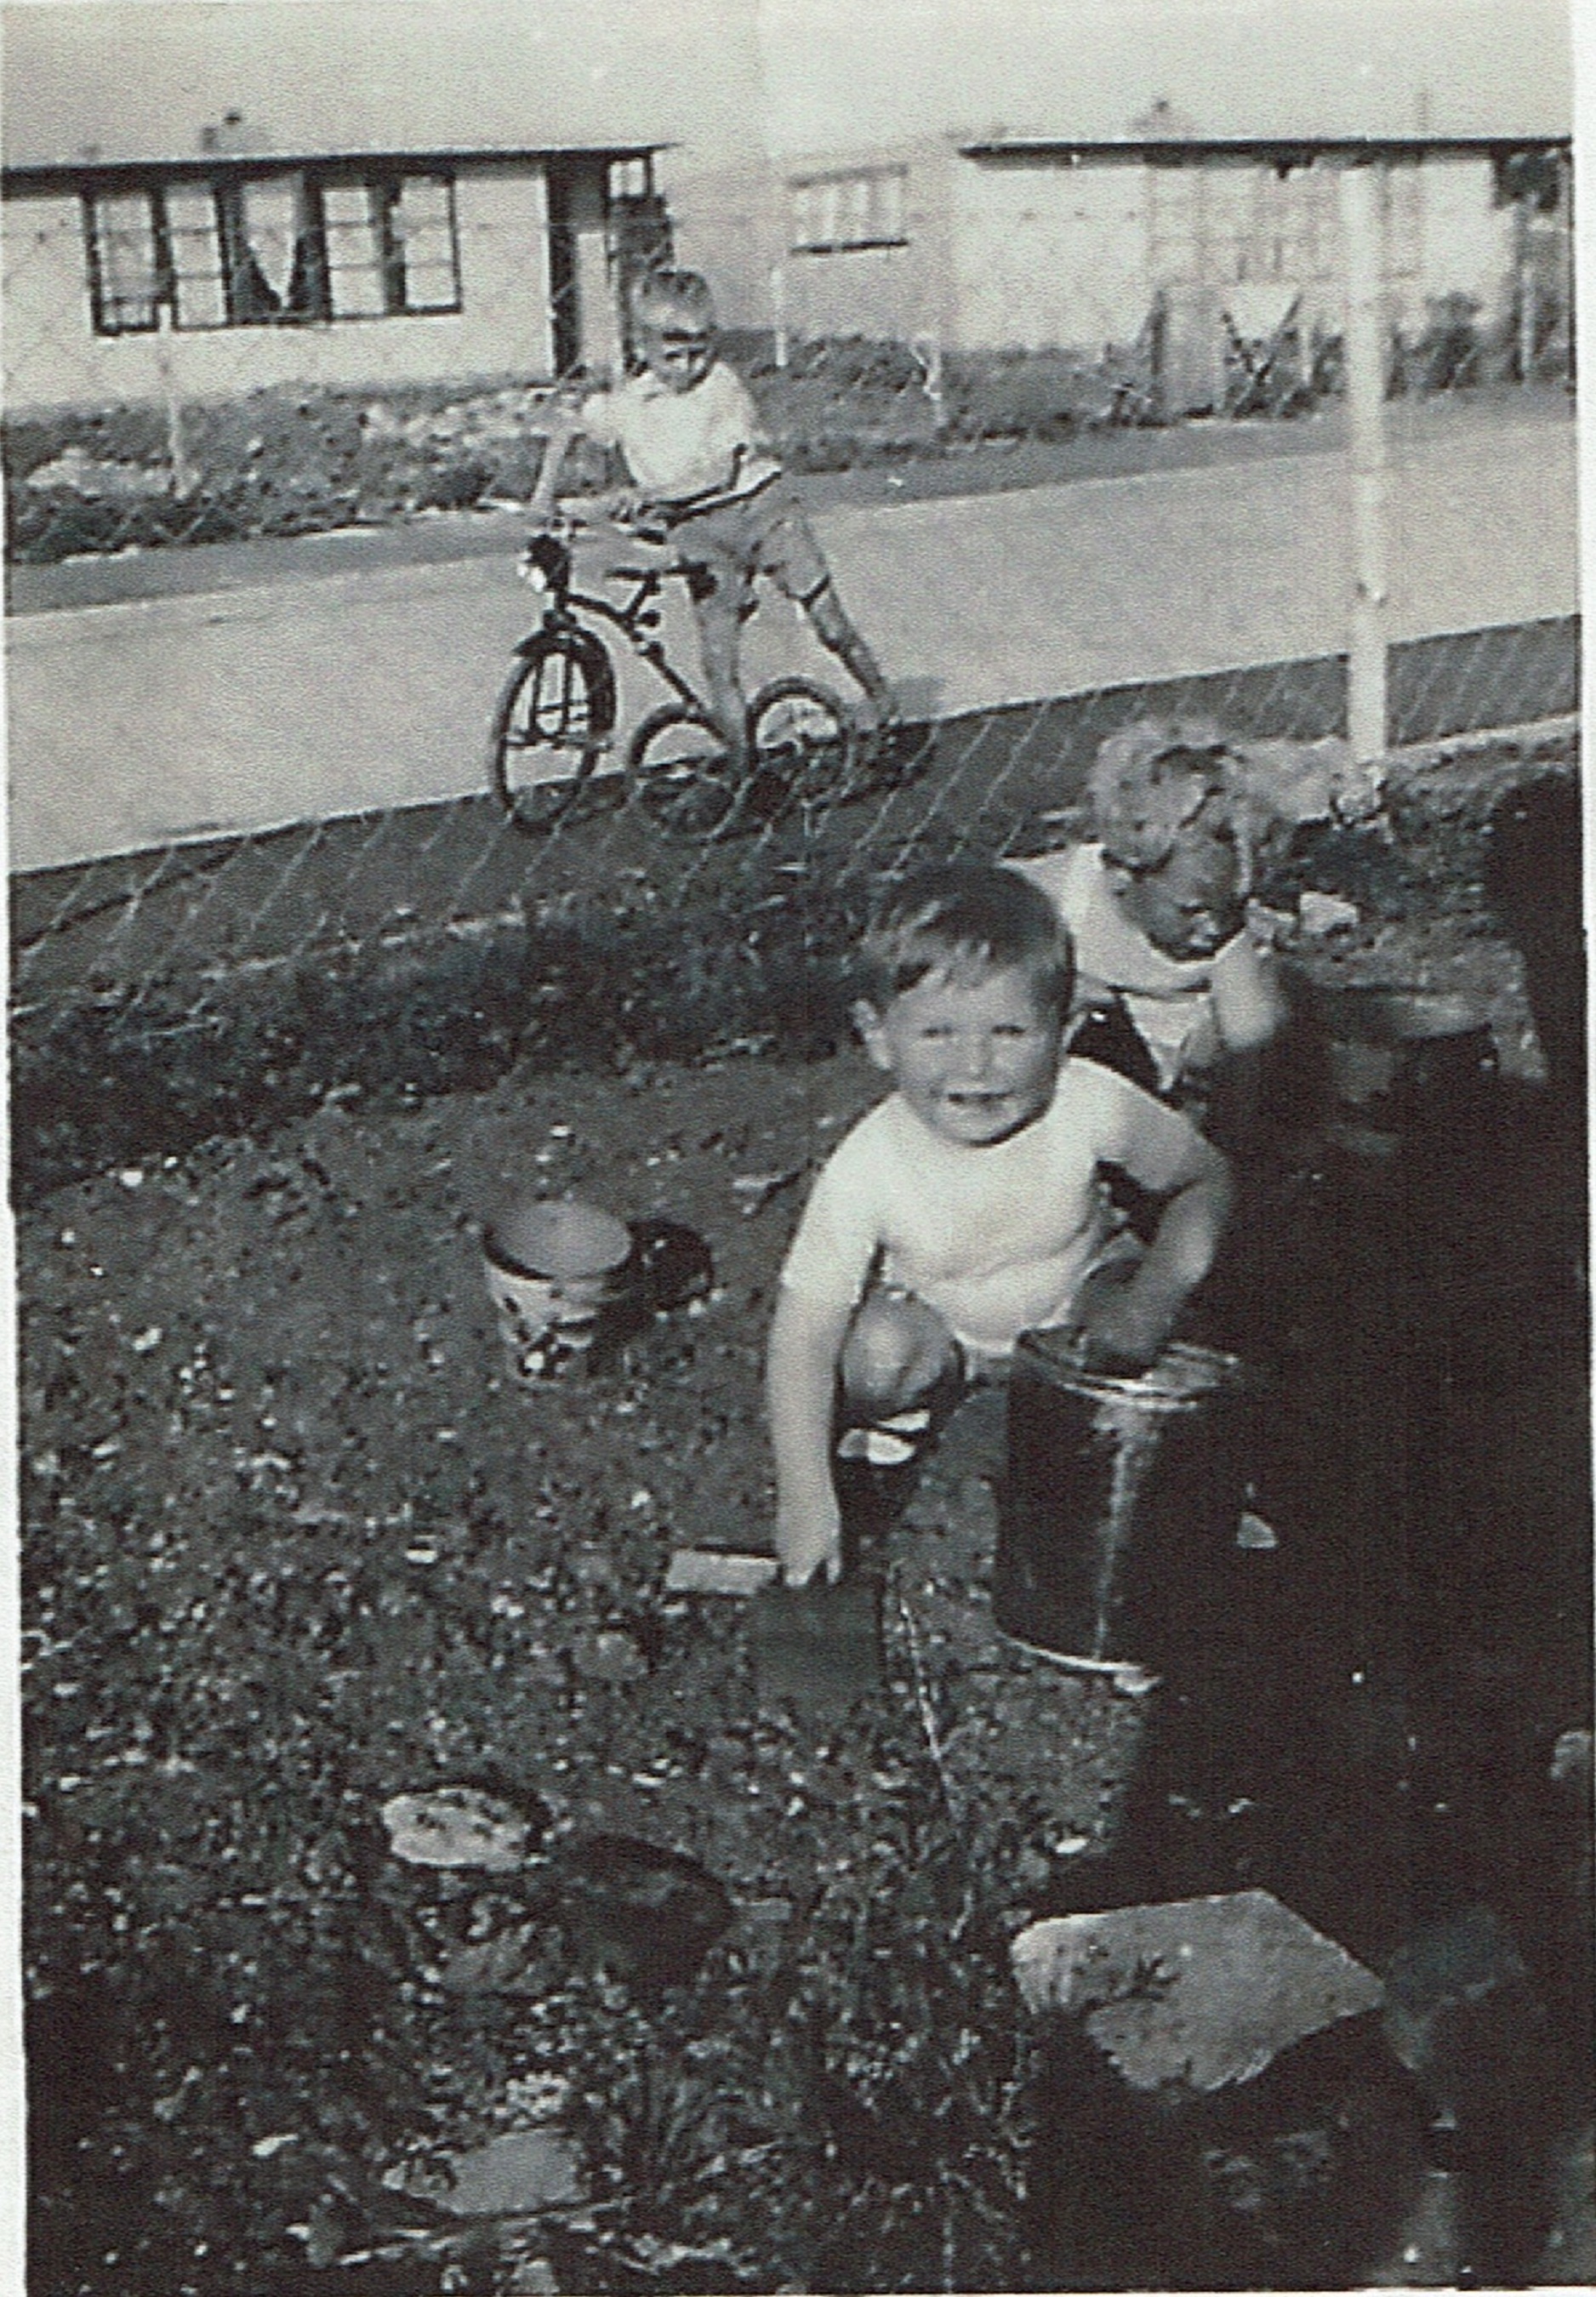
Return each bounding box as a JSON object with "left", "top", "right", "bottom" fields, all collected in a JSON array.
[
  {"left": 4, "top": 132, "right": 1579, "bottom": 1191},
  {"left": 8, "top": 619, "right": 1578, "bottom": 1186}
]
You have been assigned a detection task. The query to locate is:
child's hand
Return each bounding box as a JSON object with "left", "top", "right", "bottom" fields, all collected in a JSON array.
[
  {"left": 1076, "top": 1279, "right": 1172, "bottom": 1375},
  {"left": 596, "top": 487, "right": 662, "bottom": 533},
  {"left": 776, "top": 1502, "right": 842, "bottom": 1588}
]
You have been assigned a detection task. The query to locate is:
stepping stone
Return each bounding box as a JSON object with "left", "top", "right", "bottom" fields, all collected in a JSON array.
[{"left": 1012, "top": 1888, "right": 1383, "bottom": 2092}]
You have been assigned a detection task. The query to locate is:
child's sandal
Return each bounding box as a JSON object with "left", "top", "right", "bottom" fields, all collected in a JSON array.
[{"left": 836, "top": 1405, "right": 934, "bottom": 1469}]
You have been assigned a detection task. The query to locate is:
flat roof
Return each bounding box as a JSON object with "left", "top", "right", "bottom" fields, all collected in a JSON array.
[
  {"left": 3, "top": 145, "right": 669, "bottom": 196},
  {"left": 960, "top": 133, "right": 1572, "bottom": 162}
]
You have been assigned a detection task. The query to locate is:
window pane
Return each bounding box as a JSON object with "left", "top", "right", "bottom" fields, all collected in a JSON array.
[
  {"left": 165, "top": 184, "right": 227, "bottom": 327},
  {"left": 88, "top": 192, "right": 159, "bottom": 329},
  {"left": 323, "top": 181, "right": 385, "bottom": 315},
  {"left": 239, "top": 176, "right": 300, "bottom": 310},
  {"left": 391, "top": 174, "right": 459, "bottom": 312},
  {"left": 876, "top": 170, "right": 903, "bottom": 242},
  {"left": 816, "top": 180, "right": 840, "bottom": 248}
]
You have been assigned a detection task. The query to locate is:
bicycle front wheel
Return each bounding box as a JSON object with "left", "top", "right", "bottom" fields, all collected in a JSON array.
[
  {"left": 628, "top": 705, "right": 742, "bottom": 840},
  {"left": 489, "top": 629, "right": 618, "bottom": 833},
  {"left": 747, "top": 675, "right": 855, "bottom": 812}
]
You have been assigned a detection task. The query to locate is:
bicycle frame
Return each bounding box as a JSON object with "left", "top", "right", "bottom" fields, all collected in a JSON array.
[{"left": 521, "top": 534, "right": 706, "bottom": 717}]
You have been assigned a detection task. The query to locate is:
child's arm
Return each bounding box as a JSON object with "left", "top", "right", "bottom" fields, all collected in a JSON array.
[
  {"left": 767, "top": 1283, "right": 854, "bottom": 1586},
  {"left": 1080, "top": 1100, "right": 1233, "bottom": 1371},
  {"left": 523, "top": 393, "right": 587, "bottom": 525},
  {"left": 1209, "top": 932, "right": 1287, "bottom": 1055}
]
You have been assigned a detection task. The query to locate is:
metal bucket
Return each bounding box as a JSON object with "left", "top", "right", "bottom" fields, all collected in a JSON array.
[
  {"left": 482, "top": 1199, "right": 634, "bottom": 1382},
  {"left": 995, "top": 1335, "right": 1260, "bottom": 1669}
]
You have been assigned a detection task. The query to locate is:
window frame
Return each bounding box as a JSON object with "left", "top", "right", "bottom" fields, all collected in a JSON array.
[
  {"left": 82, "top": 164, "right": 464, "bottom": 335},
  {"left": 789, "top": 165, "right": 909, "bottom": 256},
  {"left": 82, "top": 186, "right": 167, "bottom": 335}
]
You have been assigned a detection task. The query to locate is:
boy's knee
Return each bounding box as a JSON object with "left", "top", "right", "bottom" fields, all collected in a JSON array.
[{"left": 841, "top": 1291, "right": 956, "bottom": 1414}]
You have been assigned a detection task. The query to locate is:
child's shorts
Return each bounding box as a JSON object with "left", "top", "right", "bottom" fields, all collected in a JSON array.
[
  {"left": 852, "top": 1227, "right": 1148, "bottom": 1395},
  {"left": 835, "top": 1231, "right": 1144, "bottom": 1468},
  {"left": 670, "top": 482, "right": 830, "bottom": 636}
]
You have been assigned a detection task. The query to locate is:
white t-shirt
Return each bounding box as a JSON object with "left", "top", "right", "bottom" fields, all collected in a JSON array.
[
  {"left": 580, "top": 362, "right": 781, "bottom": 506},
  {"left": 1014, "top": 843, "right": 1253, "bottom": 1093},
  {"left": 779, "top": 1061, "right": 1201, "bottom": 1359}
]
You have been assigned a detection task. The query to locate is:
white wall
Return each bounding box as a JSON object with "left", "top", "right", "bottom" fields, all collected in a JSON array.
[
  {"left": 1413, "top": 155, "right": 1515, "bottom": 321},
  {"left": 662, "top": 152, "right": 779, "bottom": 330},
  {"left": 942, "top": 152, "right": 1534, "bottom": 384},
  {"left": 665, "top": 139, "right": 956, "bottom": 345},
  {"left": 949, "top": 160, "right": 1151, "bottom": 354},
  {"left": 3, "top": 164, "right": 556, "bottom": 413}
]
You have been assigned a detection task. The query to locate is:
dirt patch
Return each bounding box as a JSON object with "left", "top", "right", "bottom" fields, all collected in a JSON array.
[
  {"left": 21, "top": 1045, "right": 1151, "bottom": 2294},
  {"left": 19, "top": 736, "right": 1587, "bottom": 2290}
]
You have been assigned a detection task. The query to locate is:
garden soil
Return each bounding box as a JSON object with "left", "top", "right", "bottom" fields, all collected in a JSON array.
[{"left": 18, "top": 778, "right": 1594, "bottom": 2292}]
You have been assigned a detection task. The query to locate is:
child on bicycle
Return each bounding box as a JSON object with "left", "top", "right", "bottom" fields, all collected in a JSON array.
[
  {"left": 1012, "top": 719, "right": 1285, "bottom": 1120},
  {"left": 527, "top": 267, "right": 893, "bottom": 771},
  {"left": 767, "top": 860, "right": 1233, "bottom": 1587}
]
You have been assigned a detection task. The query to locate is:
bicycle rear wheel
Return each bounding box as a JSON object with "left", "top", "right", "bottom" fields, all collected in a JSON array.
[
  {"left": 489, "top": 629, "right": 618, "bottom": 833},
  {"left": 628, "top": 705, "right": 742, "bottom": 840},
  {"left": 747, "top": 676, "right": 855, "bottom": 813}
]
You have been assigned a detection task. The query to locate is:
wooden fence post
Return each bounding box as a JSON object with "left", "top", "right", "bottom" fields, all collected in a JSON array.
[
  {"left": 157, "top": 304, "right": 197, "bottom": 500},
  {"left": 1338, "top": 157, "right": 1390, "bottom": 769}
]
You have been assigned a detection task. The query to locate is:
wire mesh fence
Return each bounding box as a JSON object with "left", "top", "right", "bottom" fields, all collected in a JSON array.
[
  {"left": 9, "top": 611, "right": 1579, "bottom": 1195},
  {"left": 4, "top": 134, "right": 1580, "bottom": 1190}
]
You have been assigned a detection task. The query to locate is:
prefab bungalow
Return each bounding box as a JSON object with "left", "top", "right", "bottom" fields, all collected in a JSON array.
[
  {"left": 0, "top": 0, "right": 723, "bottom": 413},
  {"left": 3, "top": 138, "right": 669, "bottom": 412},
  {"left": 687, "top": 127, "right": 1571, "bottom": 413}
]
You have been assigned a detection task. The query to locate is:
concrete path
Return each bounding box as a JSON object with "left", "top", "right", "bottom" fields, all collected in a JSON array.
[{"left": 5, "top": 413, "right": 1577, "bottom": 872}]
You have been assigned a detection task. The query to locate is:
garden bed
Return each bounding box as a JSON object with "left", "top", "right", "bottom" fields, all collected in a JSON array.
[
  {"left": 22, "top": 1040, "right": 1154, "bottom": 2295},
  {"left": 19, "top": 736, "right": 1588, "bottom": 2293}
]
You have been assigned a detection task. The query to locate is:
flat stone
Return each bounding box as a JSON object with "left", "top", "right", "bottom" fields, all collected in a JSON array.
[
  {"left": 379, "top": 1785, "right": 532, "bottom": 1872},
  {"left": 1012, "top": 1889, "right": 1383, "bottom": 2092},
  {"left": 412, "top": 2129, "right": 584, "bottom": 2216},
  {"left": 1298, "top": 890, "right": 1362, "bottom": 936}
]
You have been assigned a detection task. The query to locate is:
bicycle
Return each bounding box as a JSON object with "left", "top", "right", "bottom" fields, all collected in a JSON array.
[{"left": 488, "top": 509, "right": 868, "bottom": 841}]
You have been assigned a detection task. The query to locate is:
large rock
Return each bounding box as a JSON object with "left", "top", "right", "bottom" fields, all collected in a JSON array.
[{"left": 1012, "top": 1888, "right": 1383, "bottom": 2091}]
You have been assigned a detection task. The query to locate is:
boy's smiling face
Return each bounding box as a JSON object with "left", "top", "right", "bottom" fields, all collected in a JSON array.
[{"left": 856, "top": 963, "right": 1064, "bottom": 1147}]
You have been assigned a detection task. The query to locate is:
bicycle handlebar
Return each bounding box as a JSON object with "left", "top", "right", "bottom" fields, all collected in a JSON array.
[{"left": 530, "top": 507, "right": 673, "bottom": 549}]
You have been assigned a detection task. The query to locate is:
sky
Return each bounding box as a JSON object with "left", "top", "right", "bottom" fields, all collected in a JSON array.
[
  {"left": 755, "top": 0, "right": 1574, "bottom": 153},
  {"left": 0, "top": 0, "right": 1575, "bottom": 174}
]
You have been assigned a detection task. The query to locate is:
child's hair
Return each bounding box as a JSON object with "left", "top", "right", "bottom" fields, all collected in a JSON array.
[
  {"left": 857, "top": 859, "right": 1074, "bottom": 1016},
  {"left": 1088, "top": 715, "right": 1254, "bottom": 892},
  {"left": 631, "top": 267, "right": 717, "bottom": 328}
]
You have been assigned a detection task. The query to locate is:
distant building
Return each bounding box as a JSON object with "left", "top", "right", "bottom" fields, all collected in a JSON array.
[
  {"left": 682, "top": 127, "right": 1570, "bottom": 412},
  {"left": 0, "top": 0, "right": 704, "bottom": 412}
]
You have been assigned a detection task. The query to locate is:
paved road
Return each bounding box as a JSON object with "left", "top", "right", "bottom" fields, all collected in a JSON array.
[{"left": 5, "top": 409, "right": 1577, "bottom": 872}]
